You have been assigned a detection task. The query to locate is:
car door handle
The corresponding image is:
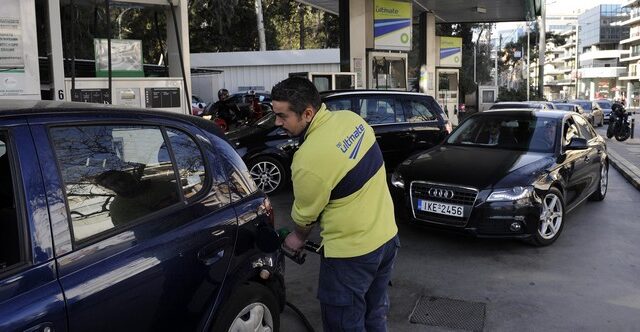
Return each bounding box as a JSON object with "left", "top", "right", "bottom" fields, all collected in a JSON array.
[
  {"left": 198, "top": 238, "right": 230, "bottom": 265},
  {"left": 24, "top": 322, "right": 54, "bottom": 332}
]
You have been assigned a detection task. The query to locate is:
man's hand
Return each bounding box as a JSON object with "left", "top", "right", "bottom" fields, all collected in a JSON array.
[{"left": 284, "top": 230, "right": 306, "bottom": 252}]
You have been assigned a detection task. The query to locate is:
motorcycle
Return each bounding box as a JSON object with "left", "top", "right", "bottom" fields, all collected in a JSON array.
[{"left": 606, "top": 103, "right": 632, "bottom": 142}]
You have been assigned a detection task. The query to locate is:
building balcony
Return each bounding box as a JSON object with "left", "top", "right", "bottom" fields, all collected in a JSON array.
[
  {"left": 620, "top": 76, "right": 640, "bottom": 81},
  {"left": 620, "top": 53, "right": 640, "bottom": 62},
  {"left": 620, "top": 14, "right": 640, "bottom": 27},
  {"left": 578, "top": 67, "right": 628, "bottom": 79},
  {"left": 623, "top": 0, "right": 640, "bottom": 8},
  {"left": 579, "top": 50, "right": 626, "bottom": 61},
  {"left": 620, "top": 33, "right": 640, "bottom": 45},
  {"left": 555, "top": 79, "right": 575, "bottom": 85}
]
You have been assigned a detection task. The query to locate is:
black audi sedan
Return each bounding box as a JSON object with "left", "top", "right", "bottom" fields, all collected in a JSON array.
[{"left": 391, "top": 110, "right": 608, "bottom": 246}]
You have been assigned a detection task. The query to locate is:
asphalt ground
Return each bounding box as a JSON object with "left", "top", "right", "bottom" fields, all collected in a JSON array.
[{"left": 273, "top": 131, "right": 640, "bottom": 331}]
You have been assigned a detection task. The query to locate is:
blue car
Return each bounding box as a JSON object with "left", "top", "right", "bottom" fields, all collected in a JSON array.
[
  {"left": 595, "top": 99, "right": 613, "bottom": 124},
  {"left": 0, "top": 100, "right": 284, "bottom": 331}
]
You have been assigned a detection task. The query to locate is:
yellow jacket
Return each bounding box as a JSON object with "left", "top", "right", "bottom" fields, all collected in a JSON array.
[{"left": 291, "top": 104, "right": 397, "bottom": 258}]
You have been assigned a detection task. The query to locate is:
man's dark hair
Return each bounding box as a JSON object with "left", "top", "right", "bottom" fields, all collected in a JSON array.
[{"left": 271, "top": 77, "right": 321, "bottom": 116}]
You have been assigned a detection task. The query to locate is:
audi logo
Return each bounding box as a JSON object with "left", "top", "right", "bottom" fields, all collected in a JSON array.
[{"left": 428, "top": 188, "right": 455, "bottom": 199}]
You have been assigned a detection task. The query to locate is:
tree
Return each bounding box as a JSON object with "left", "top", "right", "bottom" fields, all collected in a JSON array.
[
  {"left": 496, "top": 23, "right": 563, "bottom": 101},
  {"left": 436, "top": 23, "right": 493, "bottom": 104},
  {"left": 188, "top": 0, "right": 339, "bottom": 52}
]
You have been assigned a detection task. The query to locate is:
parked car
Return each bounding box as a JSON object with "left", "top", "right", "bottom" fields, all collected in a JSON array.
[
  {"left": 568, "top": 100, "right": 605, "bottom": 127},
  {"left": 0, "top": 100, "right": 285, "bottom": 331},
  {"left": 595, "top": 99, "right": 613, "bottom": 123},
  {"left": 540, "top": 101, "right": 557, "bottom": 109},
  {"left": 391, "top": 109, "right": 608, "bottom": 246},
  {"left": 489, "top": 101, "right": 552, "bottom": 110},
  {"left": 229, "top": 90, "right": 451, "bottom": 194},
  {"left": 228, "top": 91, "right": 273, "bottom": 113},
  {"left": 551, "top": 102, "right": 594, "bottom": 124}
]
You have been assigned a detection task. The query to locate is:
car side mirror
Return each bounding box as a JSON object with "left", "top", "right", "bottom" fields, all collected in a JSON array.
[{"left": 565, "top": 137, "right": 588, "bottom": 150}]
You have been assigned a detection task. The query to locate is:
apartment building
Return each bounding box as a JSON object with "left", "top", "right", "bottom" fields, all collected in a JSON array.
[
  {"left": 620, "top": 0, "right": 640, "bottom": 107},
  {"left": 576, "top": 4, "right": 629, "bottom": 101}
]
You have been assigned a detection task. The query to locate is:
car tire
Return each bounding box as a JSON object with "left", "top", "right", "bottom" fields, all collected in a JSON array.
[
  {"left": 529, "top": 187, "right": 565, "bottom": 247},
  {"left": 211, "top": 282, "right": 279, "bottom": 332},
  {"left": 589, "top": 161, "right": 608, "bottom": 201},
  {"left": 248, "top": 156, "right": 288, "bottom": 194}
]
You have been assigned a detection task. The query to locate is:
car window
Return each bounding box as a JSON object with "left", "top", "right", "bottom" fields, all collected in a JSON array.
[
  {"left": 562, "top": 118, "right": 580, "bottom": 145},
  {"left": 596, "top": 101, "right": 611, "bottom": 109},
  {"left": 355, "top": 97, "right": 396, "bottom": 125},
  {"left": 0, "top": 132, "right": 24, "bottom": 272},
  {"left": 573, "top": 115, "right": 596, "bottom": 140},
  {"left": 159, "top": 128, "right": 207, "bottom": 199},
  {"left": 575, "top": 101, "right": 592, "bottom": 111},
  {"left": 403, "top": 98, "right": 436, "bottom": 122},
  {"left": 325, "top": 97, "right": 352, "bottom": 112},
  {"left": 50, "top": 125, "right": 183, "bottom": 243}
]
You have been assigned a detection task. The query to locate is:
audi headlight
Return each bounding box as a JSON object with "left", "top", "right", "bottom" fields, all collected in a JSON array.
[
  {"left": 487, "top": 186, "right": 534, "bottom": 202},
  {"left": 391, "top": 171, "right": 405, "bottom": 189}
]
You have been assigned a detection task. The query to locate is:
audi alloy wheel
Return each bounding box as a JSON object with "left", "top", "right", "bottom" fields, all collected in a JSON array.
[
  {"left": 248, "top": 156, "right": 287, "bottom": 194},
  {"left": 590, "top": 162, "right": 608, "bottom": 201},
  {"left": 530, "top": 188, "right": 565, "bottom": 246}
]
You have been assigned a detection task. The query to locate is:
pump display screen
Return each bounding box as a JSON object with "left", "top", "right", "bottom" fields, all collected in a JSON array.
[
  {"left": 71, "top": 89, "right": 111, "bottom": 104},
  {"left": 144, "top": 88, "right": 181, "bottom": 108}
]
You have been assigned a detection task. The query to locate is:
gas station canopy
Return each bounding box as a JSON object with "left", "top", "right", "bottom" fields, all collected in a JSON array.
[{"left": 298, "top": 0, "right": 541, "bottom": 22}]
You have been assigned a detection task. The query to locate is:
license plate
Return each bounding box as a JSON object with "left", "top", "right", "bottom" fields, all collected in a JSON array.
[{"left": 417, "top": 199, "right": 464, "bottom": 217}]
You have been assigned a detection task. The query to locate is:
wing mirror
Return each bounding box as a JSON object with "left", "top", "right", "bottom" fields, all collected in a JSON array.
[{"left": 565, "top": 137, "right": 588, "bottom": 150}]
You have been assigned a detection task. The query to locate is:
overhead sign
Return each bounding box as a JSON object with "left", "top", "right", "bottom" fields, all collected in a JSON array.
[
  {"left": 439, "top": 37, "right": 462, "bottom": 67},
  {"left": 373, "top": 0, "right": 412, "bottom": 51},
  {"left": 94, "top": 39, "right": 144, "bottom": 77}
]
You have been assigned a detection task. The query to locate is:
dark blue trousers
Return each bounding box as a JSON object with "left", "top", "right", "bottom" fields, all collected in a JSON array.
[{"left": 317, "top": 235, "right": 400, "bottom": 332}]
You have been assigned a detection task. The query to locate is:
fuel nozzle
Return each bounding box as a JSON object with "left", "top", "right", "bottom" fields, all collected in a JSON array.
[{"left": 277, "top": 228, "right": 307, "bottom": 265}]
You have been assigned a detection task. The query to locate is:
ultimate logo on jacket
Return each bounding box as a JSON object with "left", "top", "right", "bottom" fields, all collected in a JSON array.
[{"left": 336, "top": 124, "right": 366, "bottom": 159}]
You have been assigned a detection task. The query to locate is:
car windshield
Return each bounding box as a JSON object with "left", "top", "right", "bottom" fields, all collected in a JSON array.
[
  {"left": 446, "top": 115, "right": 559, "bottom": 153},
  {"left": 574, "top": 101, "right": 592, "bottom": 111},
  {"left": 490, "top": 103, "right": 544, "bottom": 110},
  {"left": 250, "top": 111, "right": 276, "bottom": 127},
  {"left": 596, "top": 101, "right": 611, "bottom": 109},
  {"left": 554, "top": 104, "right": 574, "bottom": 112}
]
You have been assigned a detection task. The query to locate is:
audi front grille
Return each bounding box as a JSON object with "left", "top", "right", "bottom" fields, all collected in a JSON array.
[{"left": 410, "top": 181, "right": 479, "bottom": 226}]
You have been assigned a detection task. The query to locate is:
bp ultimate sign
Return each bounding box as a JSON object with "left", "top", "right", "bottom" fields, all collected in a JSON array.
[{"left": 373, "top": 0, "right": 412, "bottom": 51}]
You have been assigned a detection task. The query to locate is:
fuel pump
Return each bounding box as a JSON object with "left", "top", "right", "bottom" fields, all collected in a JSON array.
[
  {"left": 56, "top": 0, "right": 192, "bottom": 114},
  {"left": 367, "top": 51, "right": 408, "bottom": 90}
]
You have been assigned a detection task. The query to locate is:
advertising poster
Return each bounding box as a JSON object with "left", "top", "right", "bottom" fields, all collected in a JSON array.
[
  {"left": 0, "top": 2, "right": 23, "bottom": 69},
  {"left": 373, "top": 0, "right": 412, "bottom": 51},
  {"left": 94, "top": 39, "right": 144, "bottom": 77},
  {"left": 439, "top": 37, "right": 462, "bottom": 67},
  {"left": 0, "top": 0, "right": 41, "bottom": 99}
]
